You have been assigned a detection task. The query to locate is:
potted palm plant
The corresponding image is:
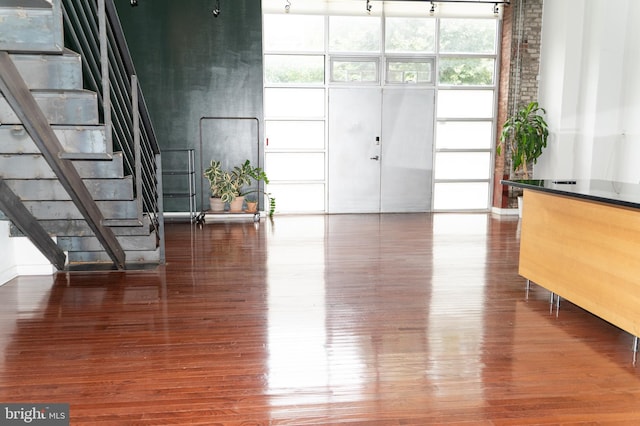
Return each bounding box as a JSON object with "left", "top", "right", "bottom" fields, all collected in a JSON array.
[
  {"left": 498, "top": 101, "right": 550, "bottom": 216},
  {"left": 498, "top": 101, "right": 549, "bottom": 179}
]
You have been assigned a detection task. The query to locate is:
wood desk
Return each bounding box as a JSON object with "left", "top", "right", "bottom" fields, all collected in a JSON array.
[{"left": 502, "top": 179, "right": 640, "bottom": 339}]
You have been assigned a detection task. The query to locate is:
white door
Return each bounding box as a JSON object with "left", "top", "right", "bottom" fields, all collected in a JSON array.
[
  {"left": 328, "top": 88, "right": 382, "bottom": 213},
  {"left": 381, "top": 88, "right": 434, "bottom": 212},
  {"left": 328, "top": 88, "right": 434, "bottom": 213}
]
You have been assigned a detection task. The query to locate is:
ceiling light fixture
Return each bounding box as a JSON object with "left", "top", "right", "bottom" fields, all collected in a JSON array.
[
  {"left": 366, "top": 0, "right": 372, "bottom": 14},
  {"left": 429, "top": 2, "right": 436, "bottom": 15},
  {"left": 130, "top": 0, "right": 138, "bottom": 6},
  {"left": 285, "top": 0, "right": 291, "bottom": 13},
  {"left": 212, "top": 0, "right": 221, "bottom": 17}
]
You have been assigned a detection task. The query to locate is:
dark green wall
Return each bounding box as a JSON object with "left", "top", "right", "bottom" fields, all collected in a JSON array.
[{"left": 116, "top": 0, "right": 264, "bottom": 212}]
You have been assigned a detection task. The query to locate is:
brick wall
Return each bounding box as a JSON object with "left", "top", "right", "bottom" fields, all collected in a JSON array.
[{"left": 493, "top": 0, "right": 544, "bottom": 208}]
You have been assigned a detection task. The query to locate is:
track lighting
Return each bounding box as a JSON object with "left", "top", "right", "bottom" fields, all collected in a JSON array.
[
  {"left": 212, "top": 0, "right": 221, "bottom": 17},
  {"left": 429, "top": 2, "right": 435, "bottom": 15},
  {"left": 130, "top": 0, "right": 138, "bottom": 6},
  {"left": 493, "top": 2, "right": 500, "bottom": 15},
  {"left": 366, "top": 0, "right": 371, "bottom": 14},
  {"left": 285, "top": 0, "right": 291, "bottom": 13}
]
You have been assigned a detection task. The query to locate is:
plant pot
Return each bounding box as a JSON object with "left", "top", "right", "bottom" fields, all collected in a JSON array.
[
  {"left": 229, "top": 196, "right": 245, "bottom": 212},
  {"left": 210, "top": 197, "right": 225, "bottom": 212},
  {"left": 517, "top": 195, "right": 523, "bottom": 218},
  {"left": 245, "top": 201, "right": 258, "bottom": 213}
]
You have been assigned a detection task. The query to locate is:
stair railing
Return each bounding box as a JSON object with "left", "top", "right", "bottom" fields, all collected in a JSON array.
[{"left": 61, "top": 0, "right": 164, "bottom": 263}]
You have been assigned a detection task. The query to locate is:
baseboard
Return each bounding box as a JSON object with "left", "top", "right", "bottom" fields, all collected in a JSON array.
[{"left": 491, "top": 206, "right": 519, "bottom": 216}]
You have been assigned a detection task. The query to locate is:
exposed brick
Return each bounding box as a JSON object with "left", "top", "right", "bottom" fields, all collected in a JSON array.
[{"left": 493, "top": 0, "right": 543, "bottom": 208}]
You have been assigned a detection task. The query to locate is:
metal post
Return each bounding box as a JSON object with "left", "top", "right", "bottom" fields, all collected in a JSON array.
[
  {"left": 98, "top": 0, "right": 111, "bottom": 150},
  {"left": 132, "top": 75, "right": 142, "bottom": 216}
]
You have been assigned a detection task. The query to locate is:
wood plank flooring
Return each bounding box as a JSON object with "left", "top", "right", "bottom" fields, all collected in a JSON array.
[{"left": 2, "top": 213, "right": 640, "bottom": 425}]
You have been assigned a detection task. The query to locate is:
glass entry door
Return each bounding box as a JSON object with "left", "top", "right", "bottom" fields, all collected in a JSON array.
[{"left": 328, "top": 88, "right": 434, "bottom": 213}]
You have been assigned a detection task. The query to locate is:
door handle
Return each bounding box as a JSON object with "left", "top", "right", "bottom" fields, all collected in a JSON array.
[{"left": 370, "top": 155, "right": 379, "bottom": 160}]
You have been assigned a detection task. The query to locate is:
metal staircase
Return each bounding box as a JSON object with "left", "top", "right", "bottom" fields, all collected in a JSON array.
[{"left": 0, "top": 0, "right": 164, "bottom": 270}]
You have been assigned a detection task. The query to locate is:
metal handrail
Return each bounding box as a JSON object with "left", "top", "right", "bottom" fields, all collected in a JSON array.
[{"left": 61, "top": 0, "right": 164, "bottom": 262}]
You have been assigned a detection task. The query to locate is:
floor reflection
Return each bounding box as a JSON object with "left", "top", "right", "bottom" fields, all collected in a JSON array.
[
  {"left": 427, "top": 214, "right": 488, "bottom": 399},
  {"left": 2, "top": 214, "right": 640, "bottom": 424},
  {"left": 266, "top": 216, "right": 332, "bottom": 394}
]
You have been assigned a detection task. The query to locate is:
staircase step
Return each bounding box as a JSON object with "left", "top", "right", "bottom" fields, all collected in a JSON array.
[
  {"left": 0, "top": 125, "right": 110, "bottom": 156},
  {"left": 10, "top": 50, "right": 82, "bottom": 90},
  {"left": 68, "top": 247, "right": 161, "bottom": 264},
  {"left": 22, "top": 199, "right": 140, "bottom": 220},
  {"left": 4, "top": 177, "right": 134, "bottom": 201},
  {"left": 57, "top": 233, "right": 157, "bottom": 252},
  {"left": 0, "top": 153, "right": 125, "bottom": 179},
  {"left": 9, "top": 216, "right": 155, "bottom": 237},
  {"left": 0, "top": 90, "right": 98, "bottom": 125},
  {"left": 0, "top": 0, "right": 63, "bottom": 53}
]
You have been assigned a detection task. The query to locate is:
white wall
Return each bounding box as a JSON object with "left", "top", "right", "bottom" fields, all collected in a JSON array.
[
  {"left": 536, "top": 0, "right": 640, "bottom": 183},
  {"left": 0, "top": 222, "right": 55, "bottom": 286},
  {"left": 0, "top": 221, "right": 17, "bottom": 286}
]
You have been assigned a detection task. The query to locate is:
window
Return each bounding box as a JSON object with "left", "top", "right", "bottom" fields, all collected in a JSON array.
[
  {"left": 264, "top": 14, "right": 328, "bottom": 213},
  {"left": 385, "top": 17, "right": 436, "bottom": 53},
  {"left": 329, "top": 16, "right": 381, "bottom": 53},
  {"left": 433, "top": 182, "right": 490, "bottom": 210},
  {"left": 386, "top": 58, "right": 434, "bottom": 85},
  {"left": 439, "top": 57, "right": 495, "bottom": 86},
  {"left": 437, "top": 90, "right": 494, "bottom": 119},
  {"left": 330, "top": 58, "right": 379, "bottom": 83},
  {"left": 264, "top": 88, "right": 325, "bottom": 118},
  {"left": 263, "top": 14, "right": 324, "bottom": 52},
  {"left": 264, "top": 6, "right": 501, "bottom": 213},
  {"left": 266, "top": 121, "right": 324, "bottom": 150},
  {"left": 434, "top": 152, "right": 492, "bottom": 180},
  {"left": 264, "top": 55, "right": 325, "bottom": 85},
  {"left": 439, "top": 19, "right": 497, "bottom": 54},
  {"left": 436, "top": 121, "right": 493, "bottom": 150}
]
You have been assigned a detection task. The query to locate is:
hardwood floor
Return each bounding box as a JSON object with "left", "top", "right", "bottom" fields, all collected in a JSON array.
[{"left": 2, "top": 213, "right": 640, "bottom": 425}]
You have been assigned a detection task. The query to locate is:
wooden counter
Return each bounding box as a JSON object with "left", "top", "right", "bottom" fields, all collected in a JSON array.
[{"left": 503, "top": 180, "right": 640, "bottom": 338}]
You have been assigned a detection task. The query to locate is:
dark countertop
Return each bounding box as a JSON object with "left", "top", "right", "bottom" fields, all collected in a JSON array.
[{"left": 501, "top": 179, "right": 640, "bottom": 210}]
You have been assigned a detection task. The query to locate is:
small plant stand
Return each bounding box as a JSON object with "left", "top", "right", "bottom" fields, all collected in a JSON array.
[{"left": 195, "top": 210, "right": 262, "bottom": 225}]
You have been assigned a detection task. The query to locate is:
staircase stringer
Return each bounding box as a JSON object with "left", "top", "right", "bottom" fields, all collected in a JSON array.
[
  {"left": 0, "top": 178, "right": 66, "bottom": 270},
  {"left": 0, "top": 51, "right": 126, "bottom": 270}
]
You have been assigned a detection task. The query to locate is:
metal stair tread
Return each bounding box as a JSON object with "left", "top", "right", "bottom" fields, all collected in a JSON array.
[
  {"left": 63, "top": 262, "right": 160, "bottom": 272},
  {"left": 59, "top": 152, "right": 113, "bottom": 160},
  {"left": 0, "top": 0, "right": 52, "bottom": 9},
  {"left": 10, "top": 50, "right": 82, "bottom": 90},
  {"left": 21, "top": 200, "right": 140, "bottom": 221},
  {"left": 0, "top": 90, "right": 98, "bottom": 125},
  {"left": 8, "top": 218, "right": 155, "bottom": 237},
  {"left": 4, "top": 177, "right": 134, "bottom": 201},
  {"left": 102, "top": 219, "right": 146, "bottom": 227},
  {"left": 0, "top": 0, "right": 62, "bottom": 54},
  {"left": 0, "top": 124, "right": 111, "bottom": 156},
  {"left": 67, "top": 247, "right": 161, "bottom": 264},
  {"left": 57, "top": 233, "right": 158, "bottom": 252},
  {"left": 0, "top": 154, "right": 124, "bottom": 179}
]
